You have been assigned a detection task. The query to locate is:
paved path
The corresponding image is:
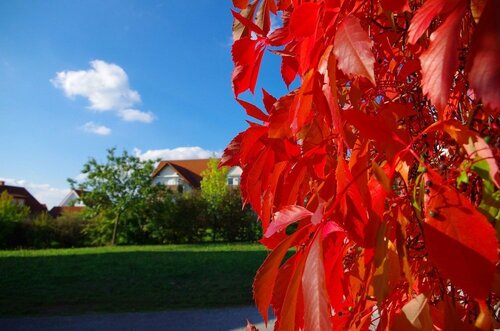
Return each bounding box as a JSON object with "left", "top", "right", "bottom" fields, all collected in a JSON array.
[{"left": 0, "top": 306, "right": 275, "bottom": 331}]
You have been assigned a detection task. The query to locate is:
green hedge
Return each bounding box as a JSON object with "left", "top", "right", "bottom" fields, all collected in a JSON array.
[{"left": 0, "top": 190, "right": 260, "bottom": 248}]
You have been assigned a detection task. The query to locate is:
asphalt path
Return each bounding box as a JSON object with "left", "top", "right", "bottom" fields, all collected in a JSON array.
[{"left": 0, "top": 306, "right": 275, "bottom": 331}]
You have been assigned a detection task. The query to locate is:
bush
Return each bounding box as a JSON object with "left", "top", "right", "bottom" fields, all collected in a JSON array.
[
  {"left": 217, "top": 190, "right": 260, "bottom": 242},
  {"left": 144, "top": 189, "right": 260, "bottom": 244},
  {"left": 82, "top": 213, "right": 114, "bottom": 246},
  {"left": 25, "top": 211, "right": 87, "bottom": 248},
  {"left": 25, "top": 212, "right": 54, "bottom": 248},
  {"left": 0, "top": 191, "right": 30, "bottom": 248},
  {"left": 145, "top": 191, "right": 208, "bottom": 244},
  {"left": 6, "top": 188, "right": 259, "bottom": 248},
  {"left": 51, "top": 211, "right": 87, "bottom": 247}
]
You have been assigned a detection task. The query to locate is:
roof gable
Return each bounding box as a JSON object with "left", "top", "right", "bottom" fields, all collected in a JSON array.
[{"left": 152, "top": 159, "right": 213, "bottom": 189}]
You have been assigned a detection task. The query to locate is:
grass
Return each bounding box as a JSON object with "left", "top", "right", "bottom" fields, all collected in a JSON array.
[{"left": 0, "top": 243, "right": 270, "bottom": 316}]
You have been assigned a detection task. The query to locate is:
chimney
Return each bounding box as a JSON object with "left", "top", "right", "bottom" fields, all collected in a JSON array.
[{"left": 0, "top": 180, "right": 4, "bottom": 186}]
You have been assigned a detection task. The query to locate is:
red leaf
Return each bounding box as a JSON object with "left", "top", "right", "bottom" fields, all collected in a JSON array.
[
  {"left": 237, "top": 99, "right": 269, "bottom": 122},
  {"left": 424, "top": 120, "right": 499, "bottom": 187},
  {"left": 335, "top": 156, "right": 370, "bottom": 244},
  {"left": 277, "top": 0, "right": 291, "bottom": 11},
  {"left": 278, "top": 251, "right": 307, "bottom": 331},
  {"left": 289, "top": 2, "right": 320, "bottom": 38},
  {"left": 232, "top": 37, "right": 266, "bottom": 96},
  {"left": 262, "top": 88, "right": 276, "bottom": 113},
  {"left": 233, "top": 1, "right": 259, "bottom": 40},
  {"left": 220, "top": 131, "right": 243, "bottom": 167},
  {"left": 397, "top": 59, "right": 421, "bottom": 80},
  {"left": 371, "top": 161, "right": 392, "bottom": 195},
  {"left": 463, "top": 138, "right": 499, "bottom": 188},
  {"left": 232, "top": 9, "right": 266, "bottom": 37},
  {"left": 264, "top": 205, "right": 313, "bottom": 238},
  {"left": 289, "top": 70, "right": 315, "bottom": 134},
  {"left": 322, "top": 228, "right": 347, "bottom": 311},
  {"left": 392, "top": 294, "right": 433, "bottom": 330},
  {"left": 333, "top": 15, "right": 376, "bottom": 85},
  {"left": 419, "top": 3, "right": 465, "bottom": 112},
  {"left": 467, "top": 0, "right": 500, "bottom": 110},
  {"left": 342, "top": 109, "right": 407, "bottom": 161},
  {"left": 381, "top": 0, "right": 410, "bottom": 12},
  {"left": 424, "top": 173, "right": 498, "bottom": 298},
  {"left": 271, "top": 253, "right": 297, "bottom": 322},
  {"left": 408, "top": 0, "right": 461, "bottom": 44},
  {"left": 302, "top": 233, "right": 332, "bottom": 331},
  {"left": 471, "top": 0, "right": 488, "bottom": 23},
  {"left": 281, "top": 55, "right": 299, "bottom": 88},
  {"left": 253, "top": 227, "right": 307, "bottom": 324},
  {"left": 443, "top": 297, "right": 473, "bottom": 331},
  {"left": 233, "top": 0, "right": 248, "bottom": 10}
]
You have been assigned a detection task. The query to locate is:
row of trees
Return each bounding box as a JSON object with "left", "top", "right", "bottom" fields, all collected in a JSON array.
[{"left": 0, "top": 150, "right": 260, "bottom": 248}]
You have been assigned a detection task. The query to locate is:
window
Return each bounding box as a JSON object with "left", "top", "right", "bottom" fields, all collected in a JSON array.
[
  {"left": 227, "top": 176, "right": 240, "bottom": 186},
  {"left": 165, "top": 177, "right": 179, "bottom": 186},
  {"left": 13, "top": 198, "right": 25, "bottom": 206}
]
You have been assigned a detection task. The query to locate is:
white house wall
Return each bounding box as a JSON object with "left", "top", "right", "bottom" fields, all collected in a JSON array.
[
  {"left": 152, "top": 165, "right": 192, "bottom": 191},
  {"left": 227, "top": 166, "right": 242, "bottom": 186},
  {"left": 152, "top": 164, "right": 243, "bottom": 189},
  {"left": 227, "top": 166, "right": 242, "bottom": 177},
  {"left": 60, "top": 191, "right": 85, "bottom": 207}
]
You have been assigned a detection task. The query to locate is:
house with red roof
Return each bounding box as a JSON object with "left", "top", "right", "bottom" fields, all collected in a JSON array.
[
  {"left": 151, "top": 159, "right": 242, "bottom": 192},
  {"left": 49, "top": 189, "right": 86, "bottom": 218},
  {"left": 0, "top": 180, "right": 47, "bottom": 215}
]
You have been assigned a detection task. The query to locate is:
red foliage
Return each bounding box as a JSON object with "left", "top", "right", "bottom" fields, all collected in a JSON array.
[{"left": 225, "top": 0, "right": 500, "bottom": 330}]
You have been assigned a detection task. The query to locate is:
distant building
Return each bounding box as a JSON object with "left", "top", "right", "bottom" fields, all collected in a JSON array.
[
  {"left": 151, "top": 159, "right": 241, "bottom": 192},
  {"left": 59, "top": 189, "right": 86, "bottom": 207},
  {"left": 49, "top": 189, "right": 86, "bottom": 218},
  {"left": 0, "top": 180, "right": 47, "bottom": 215}
]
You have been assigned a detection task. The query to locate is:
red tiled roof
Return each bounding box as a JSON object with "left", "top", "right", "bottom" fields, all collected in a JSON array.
[
  {"left": 152, "top": 159, "right": 215, "bottom": 189},
  {"left": 49, "top": 206, "right": 85, "bottom": 218},
  {"left": 0, "top": 185, "right": 47, "bottom": 215}
]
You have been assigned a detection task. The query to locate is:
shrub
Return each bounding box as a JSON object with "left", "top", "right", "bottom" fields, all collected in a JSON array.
[
  {"left": 25, "top": 212, "right": 54, "bottom": 248},
  {"left": 0, "top": 191, "right": 30, "bottom": 248},
  {"left": 82, "top": 212, "right": 115, "bottom": 246},
  {"left": 218, "top": 190, "right": 260, "bottom": 242},
  {"left": 51, "top": 211, "right": 87, "bottom": 247},
  {"left": 145, "top": 191, "right": 208, "bottom": 244}
]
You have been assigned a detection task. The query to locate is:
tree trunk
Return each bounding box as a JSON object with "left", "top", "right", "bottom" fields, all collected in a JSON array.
[
  {"left": 212, "top": 213, "right": 217, "bottom": 242},
  {"left": 111, "top": 212, "right": 121, "bottom": 245}
]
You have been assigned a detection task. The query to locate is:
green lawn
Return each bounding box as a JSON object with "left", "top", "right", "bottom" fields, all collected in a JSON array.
[{"left": 0, "top": 244, "right": 270, "bottom": 316}]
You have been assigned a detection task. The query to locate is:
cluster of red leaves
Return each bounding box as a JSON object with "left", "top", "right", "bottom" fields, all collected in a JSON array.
[{"left": 224, "top": 0, "right": 499, "bottom": 330}]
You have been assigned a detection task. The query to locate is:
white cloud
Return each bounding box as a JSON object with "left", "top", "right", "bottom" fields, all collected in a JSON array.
[
  {"left": 81, "top": 122, "right": 111, "bottom": 136},
  {"left": 119, "top": 108, "right": 155, "bottom": 123},
  {"left": 0, "top": 177, "right": 70, "bottom": 209},
  {"left": 51, "top": 60, "right": 155, "bottom": 124},
  {"left": 73, "top": 173, "right": 88, "bottom": 183},
  {"left": 134, "top": 147, "right": 221, "bottom": 161}
]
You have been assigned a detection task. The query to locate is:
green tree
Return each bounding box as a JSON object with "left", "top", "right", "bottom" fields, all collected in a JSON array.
[
  {"left": 200, "top": 158, "right": 229, "bottom": 241},
  {"left": 0, "top": 191, "right": 30, "bottom": 222},
  {"left": 0, "top": 191, "right": 30, "bottom": 247},
  {"left": 69, "top": 148, "right": 159, "bottom": 245},
  {"left": 200, "top": 158, "right": 229, "bottom": 207}
]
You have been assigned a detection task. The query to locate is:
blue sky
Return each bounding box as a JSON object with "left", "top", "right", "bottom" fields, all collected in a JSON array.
[{"left": 0, "top": 0, "right": 288, "bottom": 207}]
